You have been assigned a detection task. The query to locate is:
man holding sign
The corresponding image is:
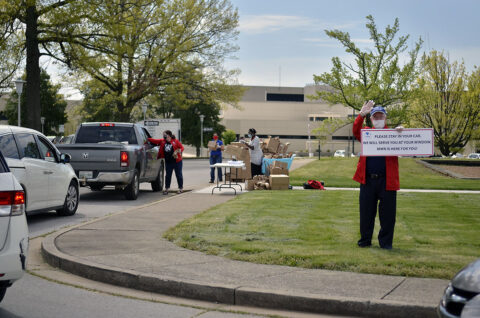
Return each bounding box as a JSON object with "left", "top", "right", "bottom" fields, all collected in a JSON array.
[{"left": 352, "top": 101, "right": 401, "bottom": 250}]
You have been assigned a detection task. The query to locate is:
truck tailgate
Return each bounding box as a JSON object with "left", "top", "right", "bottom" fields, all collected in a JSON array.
[{"left": 57, "top": 144, "right": 125, "bottom": 172}]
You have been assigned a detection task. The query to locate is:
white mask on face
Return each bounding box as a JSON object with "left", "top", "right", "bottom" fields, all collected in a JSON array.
[{"left": 372, "top": 119, "right": 385, "bottom": 129}]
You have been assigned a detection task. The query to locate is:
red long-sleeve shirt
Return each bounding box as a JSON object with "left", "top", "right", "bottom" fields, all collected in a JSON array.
[{"left": 147, "top": 138, "right": 184, "bottom": 163}]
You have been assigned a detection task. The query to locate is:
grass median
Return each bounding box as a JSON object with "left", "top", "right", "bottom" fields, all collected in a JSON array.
[
  {"left": 289, "top": 157, "right": 480, "bottom": 190},
  {"left": 164, "top": 190, "right": 480, "bottom": 279}
]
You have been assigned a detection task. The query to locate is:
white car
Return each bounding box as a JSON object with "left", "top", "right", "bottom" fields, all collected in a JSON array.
[
  {"left": 334, "top": 150, "right": 346, "bottom": 157},
  {"left": 0, "top": 150, "right": 29, "bottom": 303},
  {"left": 468, "top": 153, "right": 480, "bottom": 159},
  {"left": 0, "top": 125, "right": 79, "bottom": 216}
]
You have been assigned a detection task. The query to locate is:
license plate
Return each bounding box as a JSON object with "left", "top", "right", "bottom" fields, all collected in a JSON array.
[{"left": 79, "top": 171, "right": 93, "bottom": 179}]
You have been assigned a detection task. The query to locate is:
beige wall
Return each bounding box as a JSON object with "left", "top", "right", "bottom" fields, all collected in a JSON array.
[{"left": 220, "top": 85, "right": 359, "bottom": 154}]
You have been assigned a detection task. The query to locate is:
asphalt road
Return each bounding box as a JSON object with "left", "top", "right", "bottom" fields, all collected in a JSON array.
[
  {"left": 26, "top": 159, "right": 212, "bottom": 238},
  {"left": 2, "top": 158, "right": 344, "bottom": 318}
]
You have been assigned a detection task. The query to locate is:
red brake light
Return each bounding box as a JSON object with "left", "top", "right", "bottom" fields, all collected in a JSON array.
[
  {"left": 0, "top": 191, "right": 25, "bottom": 205},
  {"left": 120, "top": 151, "right": 129, "bottom": 167},
  {"left": 0, "top": 192, "right": 12, "bottom": 205},
  {"left": 100, "top": 123, "right": 115, "bottom": 127},
  {"left": 14, "top": 192, "right": 25, "bottom": 205}
]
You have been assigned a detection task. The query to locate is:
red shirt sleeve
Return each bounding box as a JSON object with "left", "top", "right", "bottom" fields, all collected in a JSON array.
[
  {"left": 148, "top": 138, "right": 163, "bottom": 145},
  {"left": 353, "top": 114, "right": 365, "bottom": 142},
  {"left": 175, "top": 140, "right": 184, "bottom": 152}
]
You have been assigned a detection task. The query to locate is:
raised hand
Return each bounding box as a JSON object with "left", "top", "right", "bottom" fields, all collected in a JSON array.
[{"left": 360, "top": 100, "right": 375, "bottom": 117}]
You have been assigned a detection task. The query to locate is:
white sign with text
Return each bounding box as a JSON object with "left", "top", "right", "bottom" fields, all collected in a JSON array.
[{"left": 361, "top": 128, "right": 434, "bottom": 156}]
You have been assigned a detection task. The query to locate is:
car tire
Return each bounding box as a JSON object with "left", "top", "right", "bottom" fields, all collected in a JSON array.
[
  {"left": 151, "top": 161, "right": 164, "bottom": 192},
  {"left": 56, "top": 181, "right": 79, "bottom": 216},
  {"left": 124, "top": 169, "right": 139, "bottom": 200},
  {"left": 0, "top": 286, "right": 6, "bottom": 303}
]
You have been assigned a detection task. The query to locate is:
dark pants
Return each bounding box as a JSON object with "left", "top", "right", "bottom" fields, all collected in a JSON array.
[
  {"left": 358, "top": 176, "right": 397, "bottom": 248},
  {"left": 210, "top": 154, "right": 223, "bottom": 181},
  {"left": 251, "top": 163, "right": 262, "bottom": 177},
  {"left": 165, "top": 160, "right": 183, "bottom": 189}
]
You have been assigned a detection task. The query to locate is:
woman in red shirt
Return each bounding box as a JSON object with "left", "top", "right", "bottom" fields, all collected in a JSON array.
[{"left": 148, "top": 130, "right": 184, "bottom": 194}]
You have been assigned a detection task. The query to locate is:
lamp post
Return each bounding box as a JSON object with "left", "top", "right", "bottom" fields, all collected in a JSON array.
[
  {"left": 14, "top": 78, "right": 26, "bottom": 127},
  {"left": 308, "top": 122, "right": 313, "bottom": 157},
  {"left": 352, "top": 109, "right": 356, "bottom": 156},
  {"left": 40, "top": 117, "right": 45, "bottom": 134},
  {"left": 142, "top": 103, "right": 147, "bottom": 122},
  {"left": 199, "top": 114, "right": 205, "bottom": 157}
]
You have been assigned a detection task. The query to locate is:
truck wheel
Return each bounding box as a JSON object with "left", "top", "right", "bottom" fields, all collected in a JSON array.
[
  {"left": 151, "top": 161, "right": 164, "bottom": 192},
  {"left": 57, "top": 181, "right": 79, "bottom": 216},
  {"left": 124, "top": 169, "right": 139, "bottom": 200},
  {"left": 0, "top": 286, "right": 6, "bottom": 303}
]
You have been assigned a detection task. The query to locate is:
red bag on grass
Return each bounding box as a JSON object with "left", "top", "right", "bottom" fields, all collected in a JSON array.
[{"left": 303, "top": 180, "right": 325, "bottom": 190}]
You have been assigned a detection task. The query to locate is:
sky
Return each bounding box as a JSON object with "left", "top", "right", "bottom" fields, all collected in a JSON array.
[
  {"left": 52, "top": 0, "right": 480, "bottom": 98},
  {"left": 225, "top": 0, "right": 480, "bottom": 87}
]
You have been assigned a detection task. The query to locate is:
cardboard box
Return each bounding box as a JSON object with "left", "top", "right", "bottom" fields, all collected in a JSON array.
[
  {"left": 264, "top": 137, "right": 280, "bottom": 153},
  {"left": 225, "top": 145, "right": 243, "bottom": 158},
  {"left": 232, "top": 163, "right": 252, "bottom": 180},
  {"left": 208, "top": 140, "right": 218, "bottom": 151},
  {"left": 269, "top": 174, "right": 289, "bottom": 190},
  {"left": 272, "top": 160, "right": 288, "bottom": 169},
  {"left": 230, "top": 142, "right": 247, "bottom": 148},
  {"left": 245, "top": 179, "right": 255, "bottom": 191},
  {"left": 269, "top": 167, "right": 289, "bottom": 175}
]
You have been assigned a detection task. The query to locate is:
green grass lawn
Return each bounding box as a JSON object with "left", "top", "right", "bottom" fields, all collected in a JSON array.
[
  {"left": 289, "top": 157, "right": 480, "bottom": 190},
  {"left": 164, "top": 191, "right": 480, "bottom": 279}
]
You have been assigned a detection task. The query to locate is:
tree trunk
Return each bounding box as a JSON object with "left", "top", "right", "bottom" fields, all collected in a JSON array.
[{"left": 25, "top": 3, "right": 41, "bottom": 131}]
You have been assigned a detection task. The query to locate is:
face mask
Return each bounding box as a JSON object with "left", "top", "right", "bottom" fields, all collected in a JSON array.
[
  {"left": 163, "top": 135, "right": 167, "bottom": 139},
  {"left": 248, "top": 134, "right": 252, "bottom": 138},
  {"left": 213, "top": 135, "right": 218, "bottom": 140},
  {"left": 372, "top": 119, "right": 385, "bottom": 129}
]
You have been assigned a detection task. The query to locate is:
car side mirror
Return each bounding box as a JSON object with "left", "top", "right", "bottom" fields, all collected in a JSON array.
[{"left": 60, "top": 153, "right": 71, "bottom": 164}]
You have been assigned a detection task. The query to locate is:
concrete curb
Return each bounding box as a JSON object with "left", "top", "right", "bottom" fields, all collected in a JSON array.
[{"left": 41, "top": 224, "right": 437, "bottom": 318}]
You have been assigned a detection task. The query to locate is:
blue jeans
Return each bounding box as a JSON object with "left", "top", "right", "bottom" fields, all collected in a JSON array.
[
  {"left": 210, "top": 154, "right": 222, "bottom": 181},
  {"left": 165, "top": 160, "right": 183, "bottom": 189}
]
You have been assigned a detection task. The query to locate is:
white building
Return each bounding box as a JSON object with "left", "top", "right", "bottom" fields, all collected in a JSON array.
[{"left": 220, "top": 85, "right": 360, "bottom": 155}]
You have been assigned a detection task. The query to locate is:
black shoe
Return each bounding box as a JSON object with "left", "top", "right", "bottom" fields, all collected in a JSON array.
[
  {"left": 357, "top": 241, "right": 372, "bottom": 248},
  {"left": 380, "top": 245, "right": 392, "bottom": 250},
  {"left": 209, "top": 180, "right": 214, "bottom": 183}
]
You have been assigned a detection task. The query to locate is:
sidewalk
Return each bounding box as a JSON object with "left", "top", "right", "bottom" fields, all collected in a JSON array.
[{"left": 42, "top": 189, "right": 448, "bottom": 318}]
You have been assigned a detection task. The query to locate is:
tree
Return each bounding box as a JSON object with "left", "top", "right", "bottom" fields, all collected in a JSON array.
[
  {"left": 222, "top": 129, "right": 236, "bottom": 145},
  {"left": 174, "top": 100, "right": 225, "bottom": 156},
  {"left": 5, "top": 69, "right": 67, "bottom": 135},
  {"left": 61, "top": 0, "right": 240, "bottom": 122},
  {"left": 408, "top": 51, "right": 480, "bottom": 156},
  {"left": 0, "top": 15, "right": 22, "bottom": 95},
  {"left": 1, "top": 0, "right": 86, "bottom": 130},
  {"left": 313, "top": 15, "right": 422, "bottom": 127}
]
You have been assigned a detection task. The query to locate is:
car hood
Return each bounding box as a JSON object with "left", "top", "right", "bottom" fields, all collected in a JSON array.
[{"left": 453, "top": 258, "right": 480, "bottom": 293}]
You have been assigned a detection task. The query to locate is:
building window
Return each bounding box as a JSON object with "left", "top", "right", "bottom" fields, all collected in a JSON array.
[
  {"left": 332, "top": 136, "right": 355, "bottom": 140},
  {"left": 309, "top": 116, "right": 329, "bottom": 122},
  {"left": 266, "top": 93, "right": 304, "bottom": 102}
]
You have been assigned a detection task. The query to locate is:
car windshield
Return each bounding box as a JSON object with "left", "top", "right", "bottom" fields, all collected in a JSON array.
[{"left": 75, "top": 126, "right": 137, "bottom": 144}]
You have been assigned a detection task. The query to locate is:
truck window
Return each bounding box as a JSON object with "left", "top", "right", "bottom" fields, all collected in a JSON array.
[{"left": 75, "top": 126, "right": 138, "bottom": 144}]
